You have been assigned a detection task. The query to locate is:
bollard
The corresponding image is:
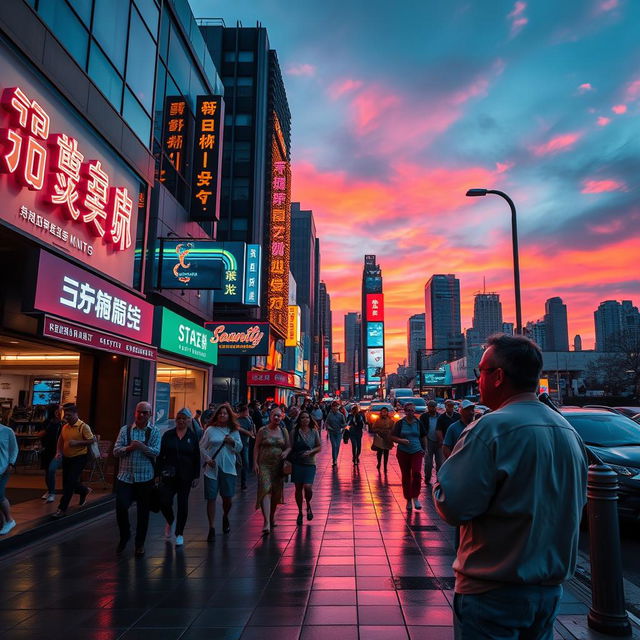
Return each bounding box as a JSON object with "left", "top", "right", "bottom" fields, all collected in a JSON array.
[{"left": 586, "top": 464, "right": 632, "bottom": 636}]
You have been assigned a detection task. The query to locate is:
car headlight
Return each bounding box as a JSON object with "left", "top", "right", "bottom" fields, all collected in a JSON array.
[{"left": 608, "top": 464, "right": 637, "bottom": 477}]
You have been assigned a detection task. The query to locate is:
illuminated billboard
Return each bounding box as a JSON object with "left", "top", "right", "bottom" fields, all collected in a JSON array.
[
  {"left": 366, "top": 322, "right": 383, "bottom": 347},
  {"left": 286, "top": 305, "right": 300, "bottom": 347},
  {"left": 365, "top": 294, "right": 384, "bottom": 322}
]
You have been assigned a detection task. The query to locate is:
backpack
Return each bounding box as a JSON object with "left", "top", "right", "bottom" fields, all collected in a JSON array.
[{"left": 127, "top": 425, "right": 152, "bottom": 446}]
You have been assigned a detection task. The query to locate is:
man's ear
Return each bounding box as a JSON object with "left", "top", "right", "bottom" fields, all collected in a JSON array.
[{"left": 494, "top": 367, "right": 506, "bottom": 388}]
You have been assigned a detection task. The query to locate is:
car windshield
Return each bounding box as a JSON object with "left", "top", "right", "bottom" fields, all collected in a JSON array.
[
  {"left": 563, "top": 413, "right": 640, "bottom": 447},
  {"left": 371, "top": 404, "right": 392, "bottom": 411}
]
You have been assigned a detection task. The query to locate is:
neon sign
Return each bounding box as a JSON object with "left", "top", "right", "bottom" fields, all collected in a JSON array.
[{"left": 0, "top": 86, "right": 133, "bottom": 251}]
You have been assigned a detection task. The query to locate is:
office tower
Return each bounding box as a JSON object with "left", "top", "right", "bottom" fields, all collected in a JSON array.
[
  {"left": 595, "top": 299, "right": 640, "bottom": 351},
  {"left": 319, "top": 282, "right": 332, "bottom": 393},
  {"left": 424, "top": 274, "right": 463, "bottom": 364},
  {"left": 471, "top": 293, "right": 503, "bottom": 344},
  {"left": 544, "top": 297, "right": 569, "bottom": 351},
  {"left": 407, "top": 313, "right": 426, "bottom": 370},
  {"left": 344, "top": 312, "right": 361, "bottom": 398},
  {"left": 361, "top": 255, "right": 385, "bottom": 393},
  {"left": 502, "top": 322, "right": 515, "bottom": 336},
  {"left": 525, "top": 319, "right": 546, "bottom": 350},
  {"left": 574, "top": 335, "right": 582, "bottom": 351}
]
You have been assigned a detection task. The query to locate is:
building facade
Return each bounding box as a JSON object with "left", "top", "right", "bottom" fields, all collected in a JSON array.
[
  {"left": 543, "top": 296, "right": 569, "bottom": 351},
  {"left": 469, "top": 293, "right": 503, "bottom": 346},
  {"left": 318, "top": 281, "right": 332, "bottom": 395},
  {"left": 407, "top": 313, "right": 425, "bottom": 371},
  {"left": 344, "top": 312, "right": 361, "bottom": 398},
  {"left": 424, "top": 274, "right": 463, "bottom": 365},
  {"left": 361, "top": 255, "right": 385, "bottom": 395}
]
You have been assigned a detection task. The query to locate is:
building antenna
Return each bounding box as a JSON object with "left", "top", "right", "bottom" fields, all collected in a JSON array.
[{"left": 483, "top": 276, "right": 486, "bottom": 294}]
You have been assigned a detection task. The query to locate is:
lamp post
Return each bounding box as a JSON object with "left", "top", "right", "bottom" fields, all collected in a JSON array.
[{"left": 466, "top": 188, "right": 522, "bottom": 335}]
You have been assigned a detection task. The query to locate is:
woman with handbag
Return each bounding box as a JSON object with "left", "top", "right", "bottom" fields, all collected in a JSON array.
[
  {"left": 347, "top": 405, "right": 366, "bottom": 465},
  {"left": 253, "top": 407, "right": 291, "bottom": 535},
  {"left": 199, "top": 403, "right": 243, "bottom": 542},
  {"left": 371, "top": 406, "right": 395, "bottom": 473},
  {"left": 157, "top": 408, "right": 201, "bottom": 546},
  {"left": 289, "top": 411, "right": 322, "bottom": 526}
]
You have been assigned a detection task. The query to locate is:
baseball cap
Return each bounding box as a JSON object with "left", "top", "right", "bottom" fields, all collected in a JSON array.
[
  {"left": 444, "top": 399, "right": 454, "bottom": 405},
  {"left": 176, "top": 407, "right": 193, "bottom": 418},
  {"left": 461, "top": 399, "right": 475, "bottom": 409},
  {"left": 427, "top": 400, "right": 437, "bottom": 407}
]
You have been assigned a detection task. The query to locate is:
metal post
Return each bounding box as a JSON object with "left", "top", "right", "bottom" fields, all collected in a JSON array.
[
  {"left": 417, "top": 349, "right": 423, "bottom": 397},
  {"left": 587, "top": 464, "right": 632, "bottom": 636}
]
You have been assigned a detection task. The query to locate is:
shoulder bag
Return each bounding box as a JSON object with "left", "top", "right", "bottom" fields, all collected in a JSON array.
[{"left": 279, "top": 426, "right": 292, "bottom": 477}]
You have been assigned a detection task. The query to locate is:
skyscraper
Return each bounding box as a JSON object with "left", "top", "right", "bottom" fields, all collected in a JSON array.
[
  {"left": 362, "top": 256, "right": 385, "bottom": 393},
  {"left": 525, "top": 319, "right": 546, "bottom": 349},
  {"left": 574, "top": 335, "right": 582, "bottom": 351},
  {"left": 424, "top": 274, "right": 463, "bottom": 364},
  {"left": 471, "top": 293, "right": 503, "bottom": 345},
  {"left": 344, "top": 312, "right": 361, "bottom": 398},
  {"left": 319, "top": 282, "right": 332, "bottom": 393},
  {"left": 544, "top": 297, "right": 569, "bottom": 351},
  {"left": 595, "top": 299, "right": 640, "bottom": 351},
  {"left": 407, "top": 313, "right": 426, "bottom": 370}
]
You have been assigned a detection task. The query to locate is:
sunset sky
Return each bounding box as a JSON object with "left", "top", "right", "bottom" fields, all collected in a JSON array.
[{"left": 191, "top": 0, "right": 640, "bottom": 368}]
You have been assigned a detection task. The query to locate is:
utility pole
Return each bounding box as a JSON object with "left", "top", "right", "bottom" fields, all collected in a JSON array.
[{"left": 417, "top": 349, "right": 423, "bottom": 397}]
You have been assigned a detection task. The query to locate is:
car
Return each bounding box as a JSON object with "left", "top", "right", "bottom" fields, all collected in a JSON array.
[
  {"left": 395, "top": 396, "right": 428, "bottom": 416},
  {"left": 614, "top": 407, "right": 640, "bottom": 420},
  {"left": 389, "top": 388, "right": 413, "bottom": 404},
  {"left": 365, "top": 402, "right": 400, "bottom": 425},
  {"left": 561, "top": 407, "right": 640, "bottom": 521}
]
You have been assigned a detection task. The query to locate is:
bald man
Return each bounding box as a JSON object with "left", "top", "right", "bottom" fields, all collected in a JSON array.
[{"left": 113, "top": 401, "right": 161, "bottom": 557}]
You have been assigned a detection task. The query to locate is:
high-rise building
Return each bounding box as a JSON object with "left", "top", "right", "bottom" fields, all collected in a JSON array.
[
  {"left": 362, "top": 255, "right": 385, "bottom": 393},
  {"left": 471, "top": 293, "right": 503, "bottom": 345},
  {"left": 525, "top": 319, "right": 546, "bottom": 349},
  {"left": 424, "top": 274, "right": 463, "bottom": 364},
  {"left": 544, "top": 297, "right": 569, "bottom": 351},
  {"left": 595, "top": 299, "right": 640, "bottom": 351},
  {"left": 290, "top": 203, "right": 318, "bottom": 391},
  {"left": 407, "top": 314, "right": 426, "bottom": 370},
  {"left": 574, "top": 335, "right": 582, "bottom": 351},
  {"left": 319, "top": 282, "right": 332, "bottom": 393},
  {"left": 344, "top": 312, "right": 361, "bottom": 398},
  {"left": 200, "top": 23, "right": 294, "bottom": 402},
  {"left": 502, "top": 322, "right": 515, "bottom": 336}
]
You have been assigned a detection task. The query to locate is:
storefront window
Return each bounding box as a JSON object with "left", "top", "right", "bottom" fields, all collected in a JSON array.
[
  {"left": 155, "top": 362, "right": 206, "bottom": 430},
  {"left": 88, "top": 42, "right": 123, "bottom": 111},
  {"left": 93, "top": 0, "right": 130, "bottom": 73}
]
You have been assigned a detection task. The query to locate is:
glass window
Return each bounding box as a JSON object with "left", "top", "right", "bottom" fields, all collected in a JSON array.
[
  {"left": 237, "top": 51, "right": 254, "bottom": 62},
  {"left": 232, "top": 178, "right": 249, "bottom": 200},
  {"left": 237, "top": 77, "right": 253, "bottom": 87},
  {"left": 158, "top": 5, "right": 170, "bottom": 61},
  {"left": 123, "top": 88, "right": 151, "bottom": 146},
  {"left": 223, "top": 51, "right": 236, "bottom": 62},
  {"left": 93, "top": 0, "right": 130, "bottom": 73},
  {"left": 134, "top": 0, "right": 159, "bottom": 38},
  {"left": 38, "top": 0, "right": 89, "bottom": 68},
  {"left": 235, "top": 114, "right": 252, "bottom": 126},
  {"left": 233, "top": 141, "right": 251, "bottom": 162},
  {"left": 88, "top": 42, "right": 123, "bottom": 110},
  {"left": 224, "top": 114, "right": 233, "bottom": 126},
  {"left": 223, "top": 76, "right": 235, "bottom": 86},
  {"left": 126, "top": 7, "right": 156, "bottom": 113},
  {"left": 67, "top": 0, "right": 92, "bottom": 25},
  {"left": 168, "top": 24, "right": 192, "bottom": 98},
  {"left": 231, "top": 217, "right": 248, "bottom": 231},
  {"left": 153, "top": 62, "right": 166, "bottom": 143}
]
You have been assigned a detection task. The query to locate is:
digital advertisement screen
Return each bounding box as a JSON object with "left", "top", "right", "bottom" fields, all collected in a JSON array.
[
  {"left": 32, "top": 379, "right": 62, "bottom": 405},
  {"left": 366, "top": 322, "right": 384, "bottom": 347}
]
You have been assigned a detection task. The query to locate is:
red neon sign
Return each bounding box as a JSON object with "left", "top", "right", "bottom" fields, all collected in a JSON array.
[
  {"left": 366, "top": 294, "right": 384, "bottom": 322},
  {"left": 0, "top": 86, "right": 133, "bottom": 251}
]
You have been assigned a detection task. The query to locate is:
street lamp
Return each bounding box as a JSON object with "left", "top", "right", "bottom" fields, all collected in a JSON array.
[{"left": 465, "top": 188, "right": 522, "bottom": 335}]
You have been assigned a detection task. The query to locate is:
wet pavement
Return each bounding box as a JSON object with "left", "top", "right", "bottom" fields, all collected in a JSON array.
[{"left": 0, "top": 431, "right": 628, "bottom": 639}]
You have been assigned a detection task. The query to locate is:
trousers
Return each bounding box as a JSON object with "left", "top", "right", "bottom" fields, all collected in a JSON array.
[
  {"left": 328, "top": 431, "right": 342, "bottom": 463},
  {"left": 115, "top": 479, "right": 154, "bottom": 546},
  {"left": 59, "top": 455, "right": 88, "bottom": 511},
  {"left": 160, "top": 477, "right": 193, "bottom": 536},
  {"left": 396, "top": 450, "right": 424, "bottom": 499},
  {"left": 424, "top": 438, "right": 444, "bottom": 483}
]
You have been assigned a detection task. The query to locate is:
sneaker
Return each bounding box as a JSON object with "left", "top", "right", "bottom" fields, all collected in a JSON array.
[
  {"left": 222, "top": 515, "right": 230, "bottom": 534},
  {"left": 207, "top": 528, "right": 215, "bottom": 543},
  {"left": 78, "top": 487, "right": 92, "bottom": 507},
  {"left": 46, "top": 494, "right": 56, "bottom": 503},
  {"left": 406, "top": 500, "right": 413, "bottom": 511},
  {"left": 413, "top": 499, "right": 422, "bottom": 510},
  {"left": 164, "top": 523, "right": 173, "bottom": 540},
  {"left": 175, "top": 535, "right": 184, "bottom": 546},
  {"left": 0, "top": 520, "right": 16, "bottom": 535},
  {"left": 52, "top": 510, "right": 65, "bottom": 519},
  {"left": 41, "top": 492, "right": 49, "bottom": 500}
]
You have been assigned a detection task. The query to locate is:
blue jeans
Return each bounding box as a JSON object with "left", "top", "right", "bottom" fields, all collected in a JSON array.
[
  {"left": 350, "top": 432, "right": 363, "bottom": 461},
  {"left": 453, "top": 584, "right": 562, "bottom": 639},
  {"left": 46, "top": 457, "right": 61, "bottom": 494},
  {"left": 328, "top": 430, "right": 342, "bottom": 463}
]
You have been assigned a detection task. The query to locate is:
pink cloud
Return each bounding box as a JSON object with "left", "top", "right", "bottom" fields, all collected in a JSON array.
[
  {"left": 496, "top": 161, "right": 514, "bottom": 173},
  {"left": 612, "top": 104, "right": 627, "bottom": 114},
  {"left": 596, "top": 116, "right": 611, "bottom": 126},
  {"left": 328, "top": 78, "right": 363, "bottom": 100},
  {"left": 581, "top": 179, "right": 627, "bottom": 193},
  {"left": 598, "top": 0, "right": 618, "bottom": 11},
  {"left": 286, "top": 63, "right": 316, "bottom": 77},
  {"left": 507, "top": 1, "right": 528, "bottom": 37},
  {"left": 351, "top": 90, "right": 401, "bottom": 135},
  {"left": 578, "top": 83, "right": 593, "bottom": 94},
  {"left": 532, "top": 131, "right": 583, "bottom": 156},
  {"left": 625, "top": 79, "right": 640, "bottom": 101}
]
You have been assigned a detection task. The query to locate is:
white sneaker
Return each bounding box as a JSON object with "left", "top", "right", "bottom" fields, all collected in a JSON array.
[
  {"left": 46, "top": 494, "right": 56, "bottom": 503},
  {"left": 413, "top": 499, "right": 422, "bottom": 510},
  {"left": 406, "top": 500, "right": 413, "bottom": 511},
  {"left": 41, "top": 492, "right": 49, "bottom": 500},
  {"left": 175, "top": 535, "right": 184, "bottom": 546},
  {"left": 164, "top": 523, "right": 173, "bottom": 539},
  {"left": 0, "top": 520, "right": 16, "bottom": 535}
]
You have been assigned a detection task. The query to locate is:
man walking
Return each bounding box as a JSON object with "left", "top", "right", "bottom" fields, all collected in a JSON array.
[
  {"left": 420, "top": 400, "right": 441, "bottom": 485},
  {"left": 433, "top": 334, "right": 588, "bottom": 639},
  {"left": 436, "top": 399, "right": 460, "bottom": 441},
  {"left": 113, "top": 401, "right": 160, "bottom": 557},
  {"left": 442, "top": 399, "right": 476, "bottom": 460},
  {"left": 325, "top": 401, "right": 346, "bottom": 467},
  {"left": 0, "top": 422, "right": 18, "bottom": 535}
]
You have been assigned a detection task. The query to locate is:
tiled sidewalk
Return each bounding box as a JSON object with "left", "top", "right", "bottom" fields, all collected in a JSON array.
[{"left": 0, "top": 430, "right": 628, "bottom": 639}]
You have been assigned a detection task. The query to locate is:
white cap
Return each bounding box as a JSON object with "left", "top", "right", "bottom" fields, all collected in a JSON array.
[{"left": 461, "top": 399, "right": 476, "bottom": 409}]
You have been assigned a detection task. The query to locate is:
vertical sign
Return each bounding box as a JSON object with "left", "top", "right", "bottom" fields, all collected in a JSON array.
[
  {"left": 365, "top": 294, "right": 384, "bottom": 322},
  {"left": 190, "top": 95, "right": 223, "bottom": 221},
  {"left": 286, "top": 305, "right": 300, "bottom": 347},
  {"left": 244, "top": 244, "right": 261, "bottom": 305},
  {"left": 162, "top": 97, "right": 187, "bottom": 174},
  {"left": 267, "top": 113, "right": 291, "bottom": 337}
]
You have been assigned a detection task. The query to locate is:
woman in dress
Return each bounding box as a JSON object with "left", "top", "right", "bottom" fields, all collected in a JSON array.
[
  {"left": 371, "top": 406, "right": 395, "bottom": 473},
  {"left": 199, "top": 403, "right": 243, "bottom": 542},
  {"left": 289, "top": 411, "right": 322, "bottom": 525},
  {"left": 157, "top": 407, "right": 201, "bottom": 546},
  {"left": 253, "top": 407, "right": 291, "bottom": 534}
]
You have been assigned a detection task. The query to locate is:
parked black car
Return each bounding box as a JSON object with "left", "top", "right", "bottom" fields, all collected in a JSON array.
[{"left": 561, "top": 407, "right": 640, "bottom": 521}]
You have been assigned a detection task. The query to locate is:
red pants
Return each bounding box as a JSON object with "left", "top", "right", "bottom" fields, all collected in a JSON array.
[{"left": 397, "top": 450, "right": 424, "bottom": 500}]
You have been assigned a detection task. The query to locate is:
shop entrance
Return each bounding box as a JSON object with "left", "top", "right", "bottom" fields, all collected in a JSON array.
[{"left": 155, "top": 360, "right": 207, "bottom": 430}]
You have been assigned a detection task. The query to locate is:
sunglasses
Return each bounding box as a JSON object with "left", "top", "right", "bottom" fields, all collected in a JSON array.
[{"left": 474, "top": 367, "right": 499, "bottom": 381}]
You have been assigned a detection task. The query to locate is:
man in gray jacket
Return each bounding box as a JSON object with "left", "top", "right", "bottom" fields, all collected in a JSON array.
[{"left": 433, "top": 334, "right": 588, "bottom": 639}]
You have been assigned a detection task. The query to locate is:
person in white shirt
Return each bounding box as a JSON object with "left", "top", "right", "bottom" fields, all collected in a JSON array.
[
  {"left": 199, "top": 403, "right": 243, "bottom": 543},
  {"left": 0, "top": 423, "right": 18, "bottom": 535}
]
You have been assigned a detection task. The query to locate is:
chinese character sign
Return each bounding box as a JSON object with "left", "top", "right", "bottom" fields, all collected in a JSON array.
[
  {"left": 0, "top": 86, "right": 135, "bottom": 252},
  {"left": 285, "top": 305, "right": 300, "bottom": 347},
  {"left": 190, "top": 95, "right": 223, "bottom": 221},
  {"left": 243, "top": 244, "right": 261, "bottom": 305},
  {"left": 365, "top": 294, "right": 384, "bottom": 322},
  {"left": 33, "top": 251, "right": 153, "bottom": 343},
  {"left": 162, "top": 97, "right": 187, "bottom": 174},
  {"left": 267, "top": 112, "right": 291, "bottom": 337}
]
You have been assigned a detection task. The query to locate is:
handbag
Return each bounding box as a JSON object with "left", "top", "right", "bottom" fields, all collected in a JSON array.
[
  {"left": 204, "top": 430, "right": 228, "bottom": 475},
  {"left": 282, "top": 459, "right": 292, "bottom": 476},
  {"left": 342, "top": 428, "right": 350, "bottom": 444}
]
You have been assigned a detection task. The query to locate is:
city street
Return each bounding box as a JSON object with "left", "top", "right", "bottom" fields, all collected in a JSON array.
[{"left": 0, "top": 433, "right": 621, "bottom": 640}]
